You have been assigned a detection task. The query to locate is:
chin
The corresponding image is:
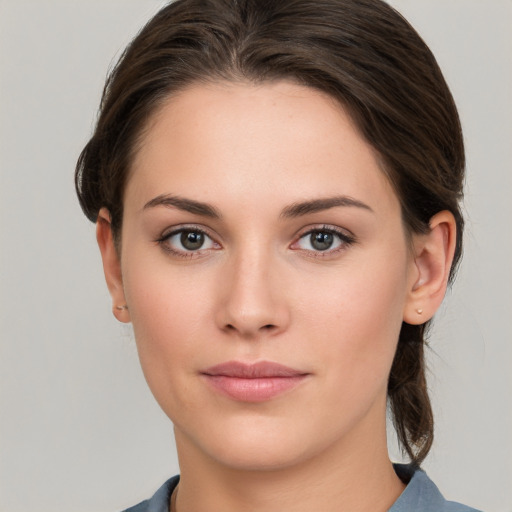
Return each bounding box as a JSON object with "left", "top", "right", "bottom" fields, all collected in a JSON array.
[
  {"left": 203, "top": 434, "right": 316, "bottom": 472},
  {"left": 174, "top": 411, "right": 354, "bottom": 474}
]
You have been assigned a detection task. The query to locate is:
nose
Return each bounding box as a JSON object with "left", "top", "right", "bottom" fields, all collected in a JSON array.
[{"left": 215, "top": 247, "right": 290, "bottom": 339}]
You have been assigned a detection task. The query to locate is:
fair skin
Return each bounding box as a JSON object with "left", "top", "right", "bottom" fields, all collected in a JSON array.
[{"left": 97, "top": 81, "right": 456, "bottom": 512}]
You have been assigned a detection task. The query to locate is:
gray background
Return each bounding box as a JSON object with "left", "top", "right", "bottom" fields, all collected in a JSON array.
[{"left": 0, "top": 1, "right": 510, "bottom": 511}]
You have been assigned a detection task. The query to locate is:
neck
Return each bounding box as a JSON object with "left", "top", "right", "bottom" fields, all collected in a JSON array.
[{"left": 173, "top": 402, "right": 405, "bottom": 512}]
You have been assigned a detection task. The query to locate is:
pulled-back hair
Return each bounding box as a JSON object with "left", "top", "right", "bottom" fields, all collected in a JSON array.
[{"left": 76, "top": 0, "right": 465, "bottom": 465}]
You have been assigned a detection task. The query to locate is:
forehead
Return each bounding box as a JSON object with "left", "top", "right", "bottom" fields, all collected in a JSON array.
[{"left": 126, "top": 80, "right": 399, "bottom": 217}]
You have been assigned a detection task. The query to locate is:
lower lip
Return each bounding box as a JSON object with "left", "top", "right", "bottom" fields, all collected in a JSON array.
[{"left": 203, "top": 375, "right": 307, "bottom": 402}]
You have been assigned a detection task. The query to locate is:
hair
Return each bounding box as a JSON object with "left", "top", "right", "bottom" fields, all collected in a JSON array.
[{"left": 75, "top": 0, "right": 465, "bottom": 465}]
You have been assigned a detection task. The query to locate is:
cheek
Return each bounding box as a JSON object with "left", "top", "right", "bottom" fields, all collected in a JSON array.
[
  {"left": 120, "top": 254, "right": 216, "bottom": 403},
  {"left": 122, "top": 236, "right": 214, "bottom": 332},
  {"left": 295, "top": 249, "right": 409, "bottom": 396}
]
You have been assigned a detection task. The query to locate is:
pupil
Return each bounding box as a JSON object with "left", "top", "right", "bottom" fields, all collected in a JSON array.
[
  {"left": 181, "top": 231, "right": 204, "bottom": 250},
  {"left": 311, "top": 231, "right": 333, "bottom": 251}
]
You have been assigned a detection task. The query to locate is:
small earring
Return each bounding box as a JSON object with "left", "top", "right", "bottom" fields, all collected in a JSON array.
[
  {"left": 115, "top": 305, "right": 129, "bottom": 311},
  {"left": 416, "top": 308, "right": 423, "bottom": 315}
]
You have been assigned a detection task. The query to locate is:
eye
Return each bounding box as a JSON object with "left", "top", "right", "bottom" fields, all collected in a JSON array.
[
  {"left": 158, "top": 227, "right": 219, "bottom": 256},
  {"left": 293, "top": 227, "right": 355, "bottom": 254},
  {"left": 177, "top": 230, "right": 208, "bottom": 251}
]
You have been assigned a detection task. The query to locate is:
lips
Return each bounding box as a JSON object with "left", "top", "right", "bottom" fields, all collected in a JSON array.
[{"left": 201, "top": 361, "right": 309, "bottom": 402}]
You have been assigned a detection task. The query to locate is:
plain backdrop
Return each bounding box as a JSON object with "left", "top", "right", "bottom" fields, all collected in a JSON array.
[{"left": 0, "top": 1, "right": 511, "bottom": 511}]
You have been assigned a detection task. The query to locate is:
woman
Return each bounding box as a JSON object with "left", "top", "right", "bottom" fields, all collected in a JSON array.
[{"left": 75, "top": 0, "right": 480, "bottom": 510}]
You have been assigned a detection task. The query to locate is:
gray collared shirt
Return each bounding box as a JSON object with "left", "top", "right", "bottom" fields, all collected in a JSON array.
[{"left": 122, "top": 464, "right": 481, "bottom": 512}]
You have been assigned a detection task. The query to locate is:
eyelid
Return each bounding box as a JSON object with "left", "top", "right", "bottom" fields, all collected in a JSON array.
[
  {"left": 158, "top": 223, "right": 218, "bottom": 241},
  {"left": 295, "top": 224, "right": 355, "bottom": 241}
]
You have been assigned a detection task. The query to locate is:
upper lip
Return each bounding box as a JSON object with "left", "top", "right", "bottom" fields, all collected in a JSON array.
[{"left": 202, "top": 361, "right": 308, "bottom": 378}]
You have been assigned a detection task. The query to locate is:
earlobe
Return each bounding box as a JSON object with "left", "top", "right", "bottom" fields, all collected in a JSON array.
[
  {"left": 96, "top": 208, "right": 131, "bottom": 323},
  {"left": 403, "top": 211, "right": 457, "bottom": 325}
]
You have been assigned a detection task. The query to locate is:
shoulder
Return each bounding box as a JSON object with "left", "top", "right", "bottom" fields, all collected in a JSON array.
[
  {"left": 121, "top": 476, "right": 179, "bottom": 512},
  {"left": 390, "top": 464, "right": 482, "bottom": 512}
]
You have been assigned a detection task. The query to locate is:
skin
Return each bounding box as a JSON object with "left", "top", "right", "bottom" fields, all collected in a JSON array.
[{"left": 97, "top": 81, "right": 456, "bottom": 512}]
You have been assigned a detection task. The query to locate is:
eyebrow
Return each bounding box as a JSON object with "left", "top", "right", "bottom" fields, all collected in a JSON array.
[
  {"left": 280, "top": 196, "right": 374, "bottom": 218},
  {"left": 143, "top": 193, "right": 373, "bottom": 219},
  {"left": 143, "top": 194, "right": 221, "bottom": 219}
]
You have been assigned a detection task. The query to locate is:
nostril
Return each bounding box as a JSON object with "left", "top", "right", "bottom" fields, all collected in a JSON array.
[{"left": 223, "top": 323, "right": 277, "bottom": 334}]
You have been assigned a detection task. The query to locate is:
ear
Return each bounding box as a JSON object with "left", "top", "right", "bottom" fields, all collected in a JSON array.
[
  {"left": 96, "top": 208, "right": 131, "bottom": 323},
  {"left": 403, "top": 211, "right": 457, "bottom": 325}
]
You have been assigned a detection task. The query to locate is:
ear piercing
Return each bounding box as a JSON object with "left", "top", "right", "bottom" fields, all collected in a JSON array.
[
  {"left": 115, "top": 305, "right": 129, "bottom": 311},
  {"left": 416, "top": 308, "right": 423, "bottom": 315}
]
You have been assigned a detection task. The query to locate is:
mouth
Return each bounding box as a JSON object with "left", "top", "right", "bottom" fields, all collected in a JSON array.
[{"left": 201, "top": 361, "right": 309, "bottom": 402}]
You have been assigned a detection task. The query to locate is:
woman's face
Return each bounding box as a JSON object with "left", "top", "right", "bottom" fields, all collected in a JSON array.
[{"left": 113, "top": 81, "right": 419, "bottom": 470}]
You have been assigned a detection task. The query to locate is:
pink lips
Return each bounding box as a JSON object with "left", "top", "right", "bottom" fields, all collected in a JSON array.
[{"left": 201, "top": 361, "right": 309, "bottom": 402}]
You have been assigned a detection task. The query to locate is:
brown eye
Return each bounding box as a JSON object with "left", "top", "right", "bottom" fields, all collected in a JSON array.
[{"left": 180, "top": 230, "right": 205, "bottom": 250}]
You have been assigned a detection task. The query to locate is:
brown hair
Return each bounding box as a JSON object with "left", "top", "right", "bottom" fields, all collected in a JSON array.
[{"left": 75, "top": 0, "right": 465, "bottom": 465}]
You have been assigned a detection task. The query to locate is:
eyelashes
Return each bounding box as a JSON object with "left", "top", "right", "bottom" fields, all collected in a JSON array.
[{"left": 156, "top": 224, "right": 356, "bottom": 259}]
